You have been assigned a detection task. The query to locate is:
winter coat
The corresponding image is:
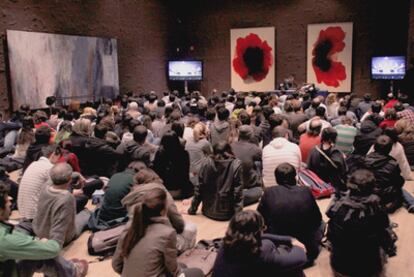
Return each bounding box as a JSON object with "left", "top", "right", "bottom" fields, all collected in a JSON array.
[
  {"left": 326, "top": 194, "right": 392, "bottom": 276},
  {"left": 363, "top": 152, "right": 405, "bottom": 211},
  {"left": 189, "top": 157, "right": 243, "bottom": 221}
]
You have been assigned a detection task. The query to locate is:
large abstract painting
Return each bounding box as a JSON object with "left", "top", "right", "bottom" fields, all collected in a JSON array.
[
  {"left": 307, "top": 22, "right": 353, "bottom": 93},
  {"left": 230, "top": 27, "right": 275, "bottom": 92},
  {"left": 7, "top": 30, "right": 119, "bottom": 110}
]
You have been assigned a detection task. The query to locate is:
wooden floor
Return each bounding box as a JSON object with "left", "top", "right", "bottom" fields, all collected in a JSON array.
[{"left": 9, "top": 171, "right": 413, "bottom": 277}]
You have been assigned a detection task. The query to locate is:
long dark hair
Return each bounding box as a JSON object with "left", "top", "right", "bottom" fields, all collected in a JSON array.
[
  {"left": 121, "top": 188, "right": 167, "bottom": 258},
  {"left": 223, "top": 210, "right": 265, "bottom": 260},
  {"left": 159, "top": 130, "right": 183, "bottom": 156}
]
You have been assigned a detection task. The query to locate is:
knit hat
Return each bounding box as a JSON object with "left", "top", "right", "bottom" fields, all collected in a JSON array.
[{"left": 239, "top": 125, "right": 254, "bottom": 140}]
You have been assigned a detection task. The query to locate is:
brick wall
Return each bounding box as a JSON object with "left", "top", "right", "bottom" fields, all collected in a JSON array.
[{"left": 171, "top": 0, "right": 410, "bottom": 97}]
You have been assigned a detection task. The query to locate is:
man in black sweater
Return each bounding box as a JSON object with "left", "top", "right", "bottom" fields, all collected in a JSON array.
[{"left": 257, "top": 163, "right": 324, "bottom": 265}]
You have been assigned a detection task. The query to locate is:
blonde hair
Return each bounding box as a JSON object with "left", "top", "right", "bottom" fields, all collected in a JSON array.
[
  {"left": 394, "top": 119, "right": 409, "bottom": 134},
  {"left": 81, "top": 107, "right": 97, "bottom": 117},
  {"left": 193, "top": 122, "right": 207, "bottom": 142},
  {"left": 326, "top": 93, "right": 337, "bottom": 105},
  {"left": 72, "top": 118, "right": 92, "bottom": 137}
]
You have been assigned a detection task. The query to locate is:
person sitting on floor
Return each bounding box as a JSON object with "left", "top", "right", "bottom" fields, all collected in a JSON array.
[
  {"left": 32, "top": 163, "right": 91, "bottom": 247},
  {"left": 212, "top": 210, "right": 307, "bottom": 277},
  {"left": 307, "top": 127, "right": 347, "bottom": 198},
  {"left": 326, "top": 169, "right": 397, "bottom": 277},
  {"left": 258, "top": 163, "right": 324, "bottom": 266},
  {"left": 113, "top": 188, "right": 203, "bottom": 277},
  {"left": 88, "top": 161, "right": 147, "bottom": 231},
  {"left": 122, "top": 168, "right": 196, "bottom": 253},
  {"left": 0, "top": 182, "right": 88, "bottom": 277},
  {"left": 363, "top": 135, "right": 405, "bottom": 213},
  {"left": 17, "top": 145, "right": 61, "bottom": 225},
  {"left": 153, "top": 130, "right": 193, "bottom": 199},
  {"left": 188, "top": 141, "right": 243, "bottom": 221},
  {"left": 262, "top": 126, "right": 302, "bottom": 187},
  {"left": 22, "top": 125, "right": 52, "bottom": 172},
  {"left": 231, "top": 125, "right": 263, "bottom": 206}
]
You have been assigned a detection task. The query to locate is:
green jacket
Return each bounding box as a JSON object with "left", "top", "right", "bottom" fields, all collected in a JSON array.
[{"left": 0, "top": 221, "right": 60, "bottom": 277}]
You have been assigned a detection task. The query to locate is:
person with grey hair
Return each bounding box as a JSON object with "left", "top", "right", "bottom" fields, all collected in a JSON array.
[{"left": 33, "top": 162, "right": 91, "bottom": 247}]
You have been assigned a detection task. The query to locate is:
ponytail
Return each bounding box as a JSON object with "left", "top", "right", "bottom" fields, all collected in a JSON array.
[{"left": 121, "top": 188, "right": 167, "bottom": 258}]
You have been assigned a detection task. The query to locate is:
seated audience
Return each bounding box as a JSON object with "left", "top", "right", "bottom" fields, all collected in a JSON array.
[
  {"left": 231, "top": 125, "right": 263, "bottom": 205},
  {"left": 83, "top": 123, "right": 121, "bottom": 177},
  {"left": 368, "top": 128, "right": 412, "bottom": 181},
  {"left": 379, "top": 108, "right": 398, "bottom": 129},
  {"left": 153, "top": 130, "right": 192, "bottom": 199},
  {"left": 298, "top": 106, "right": 332, "bottom": 134},
  {"left": 307, "top": 127, "right": 347, "bottom": 197},
  {"left": 326, "top": 169, "right": 397, "bottom": 277},
  {"left": 22, "top": 125, "right": 52, "bottom": 172},
  {"left": 353, "top": 114, "right": 383, "bottom": 155},
  {"left": 123, "top": 168, "right": 196, "bottom": 253},
  {"left": 33, "top": 163, "right": 91, "bottom": 247},
  {"left": 17, "top": 145, "right": 60, "bottom": 223},
  {"left": 285, "top": 99, "right": 308, "bottom": 140},
  {"left": 299, "top": 119, "right": 322, "bottom": 163},
  {"left": 69, "top": 118, "right": 92, "bottom": 173},
  {"left": 113, "top": 188, "right": 203, "bottom": 277},
  {"left": 185, "top": 122, "right": 212, "bottom": 186},
  {"left": 334, "top": 116, "right": 357, "bottom": 155},
  {"left": 356, "top": 93, "right": 374, "bottom": 118},
  {"left": 258, "top": 163, "right": 324, "bottom": 265},
  {"left": 209, "top": 106, "right": 231, "bottom": 145},
  {"left": 0, "top": 182, "right": 88, "bottom": 277},
  {"left": 89, "top": 161, "right": 147, "bottom": 231},
  {"left": 212, "top": 210, "right": 307, "bottom": 277},
  {"left": 262, "top": 127, "right": 301, "bottom": 186},
  {"left": 395, "top": 119, "right": 414, "bottom": 168},
  {"left": 188, "top": 142, "right": 243, "bottom": 221},
  {"left": 363, "top": 135, "right": 405, "bottom": 212},
  {"left": 117, "top": 125, "right": 156, "bottom": 170}
]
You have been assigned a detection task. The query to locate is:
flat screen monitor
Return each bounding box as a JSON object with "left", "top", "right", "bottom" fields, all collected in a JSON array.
[
  {"left": 168, "top": 60, "right": 203, "bottom": 81},
  {"left": 371, "top": 56, "right": 406, "bottom": 80}
]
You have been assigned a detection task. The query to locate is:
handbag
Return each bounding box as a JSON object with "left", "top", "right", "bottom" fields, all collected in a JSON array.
[
  {"left": 177, "top": 239, "right": 222, "bottom": 275},
  {"left": 298, "top": 168, "right": 335, "bottom": 198}
]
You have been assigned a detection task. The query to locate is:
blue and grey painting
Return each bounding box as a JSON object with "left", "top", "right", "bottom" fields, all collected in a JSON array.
[{"left": 7, "top": 30, "right": 119, "bottom": 110}]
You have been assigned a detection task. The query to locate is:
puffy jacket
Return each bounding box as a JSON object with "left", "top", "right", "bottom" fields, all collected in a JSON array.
[
  {"left": 363, "top": 152, "right": 404, "bottom": 211},
  {"left": 353, "top": 120, "right": 382, "bottom": 155},
  {"left": 209, "top": 121, "right": 230, "bottom": 146},
  {"left": 189, "top": 157, "right": 243, "bottom": 221},
  {"left": 326, "top": 194, "right": 392, "bottom": 276}
]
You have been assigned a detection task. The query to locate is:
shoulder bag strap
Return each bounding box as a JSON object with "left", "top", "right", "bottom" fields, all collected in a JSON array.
[{"left": 315, "top": 146, "right": 338, "bottom": 169}]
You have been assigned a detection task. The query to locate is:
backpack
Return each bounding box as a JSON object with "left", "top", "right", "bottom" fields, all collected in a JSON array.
[
  {"left": 298, "top": 168, "right": 335, "bottom": 199},
  {"left": 87, "top": 223, "right": 127, "bottom": 256}
]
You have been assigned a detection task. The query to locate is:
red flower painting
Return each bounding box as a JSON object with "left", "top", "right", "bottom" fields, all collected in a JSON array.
[
  {"left": 312, "top": 26, "right": 347, "bottom": 87},
  {"left": 233, "top": 33, "right": 273, "bottom": 82}
]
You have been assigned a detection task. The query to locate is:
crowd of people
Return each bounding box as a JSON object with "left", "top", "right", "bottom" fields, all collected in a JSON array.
[{"left": 0, "top": 87, "right": 413, "bottom": 277}]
